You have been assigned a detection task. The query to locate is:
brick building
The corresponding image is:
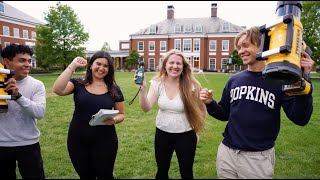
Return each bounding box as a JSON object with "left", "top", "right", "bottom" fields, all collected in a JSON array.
[
  {"left": 129, "top": 3, "right": 247, "bottom": 72},
  {"left": 0, "top": 1, "right": 44, "bottom": 67}
]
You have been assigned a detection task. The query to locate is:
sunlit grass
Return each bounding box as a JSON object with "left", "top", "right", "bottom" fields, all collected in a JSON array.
[{"left": 28, "top": 72, "right": 320, "bottom": 179}]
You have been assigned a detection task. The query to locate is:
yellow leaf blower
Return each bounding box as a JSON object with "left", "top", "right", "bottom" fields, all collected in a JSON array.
[
  {"left": 256, "top": 1, "right": 312, "bottom": 96},
  {"left": 0, "top": 63, "right": 16, "bottom": 113}
]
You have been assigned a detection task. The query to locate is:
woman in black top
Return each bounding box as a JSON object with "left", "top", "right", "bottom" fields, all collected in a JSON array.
[{"left": 53, "top": 51, "right": 125, "bottom": 179}]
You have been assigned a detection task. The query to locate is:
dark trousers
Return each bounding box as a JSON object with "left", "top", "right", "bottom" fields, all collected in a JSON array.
[
  {"left": 67, "top": 129, "right": 118, "bottom": 179},
  {"left": 155, "top": 128, "right": 197, "bottom": 179},
  {"left": 0, "top": 142, "right": 45, "bottom": 179}
]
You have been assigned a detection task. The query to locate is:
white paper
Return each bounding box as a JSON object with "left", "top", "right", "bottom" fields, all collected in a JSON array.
[{"left": 89, "top": 109, "right": 119, "bottom": 126}]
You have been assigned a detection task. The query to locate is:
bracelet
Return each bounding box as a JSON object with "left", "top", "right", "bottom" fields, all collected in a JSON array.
[{"left": 67, "top": 66, "right": 75, "bottom": 73}]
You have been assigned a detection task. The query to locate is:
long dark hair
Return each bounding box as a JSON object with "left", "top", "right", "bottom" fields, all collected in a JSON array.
[{"left": 80, "top": 50, "right": 118, "bottom": 98}]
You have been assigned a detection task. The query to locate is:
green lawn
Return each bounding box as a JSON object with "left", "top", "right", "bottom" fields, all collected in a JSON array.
[{"left": 30, "top": 72, "right": 320, "bottom": 179}]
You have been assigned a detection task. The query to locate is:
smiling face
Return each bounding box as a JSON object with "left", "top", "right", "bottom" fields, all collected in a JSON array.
[
  {"left": 4, "top": 53, "right": 32, "bottom": 80},
  {"left": 236, "top": 34, "right": 260, "bottom": 66},
  {"left": 165, "top": 54, "right": 184, "bottom": 78},
  {"left": 91, "top": 58, "right": 109, "bottom": 80}
]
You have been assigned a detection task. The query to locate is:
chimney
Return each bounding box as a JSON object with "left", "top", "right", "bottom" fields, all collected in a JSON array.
[
  {"left": 211, "top": 3, "right": 217, "bottom": 17},
  {"left": 167, "top": 5, "right": 174, "bottom": 19}
]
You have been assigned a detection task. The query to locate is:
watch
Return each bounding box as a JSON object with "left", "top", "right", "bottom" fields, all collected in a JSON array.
[{"left": 15, "top": 92, "right": 22, "bottom": 100}]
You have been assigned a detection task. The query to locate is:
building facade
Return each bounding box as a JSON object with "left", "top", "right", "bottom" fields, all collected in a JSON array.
[
  {"left": 0, "top": 1, "right": 44, "bottom": 67},
  {"left": 129, "top": 3, "right": 247, "bottom": 72}
]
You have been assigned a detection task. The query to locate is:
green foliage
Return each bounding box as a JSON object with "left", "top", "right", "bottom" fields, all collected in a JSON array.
[
  {"left": 301, "top": 1, "right": 320, "bottom": 65},
  {"left": 124, "top": 49, "right": 141, "bottom": 70},
  {"left": 230, "top": 49, "right": 243, "bottom": 65},
  {"left": 34, "top": 2, "right": 89, "bottom": 68},
  {"left": 101, "top": 42, "right": 112, "bottom": 51}
]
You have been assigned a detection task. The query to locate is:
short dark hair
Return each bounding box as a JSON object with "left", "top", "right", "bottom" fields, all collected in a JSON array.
[{"left": 1, "top": 44, "right": 34, "bottom": 61}]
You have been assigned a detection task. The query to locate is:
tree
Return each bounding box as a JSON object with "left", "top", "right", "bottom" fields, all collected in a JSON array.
[
  {"left": 230, "top": 49, "right": 243, "bottom": 65},
  {"left": 301, "top": 1, "right": 320, "bottom": 66},
  {"left": 34, "top": 2, "right": 89, "bottom": 69},
  {"left": 101, "top": 42, "right": 112, "bottom": 51},
  {"left": 124, "top": 49, "right": 141, "bottom": 71}
]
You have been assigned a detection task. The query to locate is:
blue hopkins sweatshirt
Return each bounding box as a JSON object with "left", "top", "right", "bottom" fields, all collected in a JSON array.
[{"left": 206, "top": 70, "right": 313, "bottom": 151}]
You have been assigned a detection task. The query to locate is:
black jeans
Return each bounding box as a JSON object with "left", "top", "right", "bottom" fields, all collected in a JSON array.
[
  {"left": 154, "top": 128, "right": 197, "bottom": 179},
  {"left": 0, "top": 142, "right": 45, "bottom": 179}
]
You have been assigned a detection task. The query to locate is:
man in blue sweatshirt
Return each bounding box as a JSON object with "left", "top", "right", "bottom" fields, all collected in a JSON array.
[
  {"left": 200, "top": 26, "right": 314, "bottom": 179},
  {"left": 0, "top": 44, "right": 46, "bottom": 179}
]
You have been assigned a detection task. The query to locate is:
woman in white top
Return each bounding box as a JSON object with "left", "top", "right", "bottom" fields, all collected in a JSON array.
[{"left": 134, "top": 49, "right": 206, "bottom": 179}]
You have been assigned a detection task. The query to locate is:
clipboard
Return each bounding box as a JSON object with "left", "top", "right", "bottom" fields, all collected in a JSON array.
[{"left": 89, "top": 109, "right": 119, "bottom": 126}]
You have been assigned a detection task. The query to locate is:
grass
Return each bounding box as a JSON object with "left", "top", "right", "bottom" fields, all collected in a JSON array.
[{"left": 27, "top": 72, "right": 320, "bottom": 179}]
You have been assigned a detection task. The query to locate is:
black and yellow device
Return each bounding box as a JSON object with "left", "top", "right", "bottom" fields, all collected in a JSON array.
[
  {"left": 256, "top": 1, "right": 312, "bottom": 96},
  {"left": 0, "top": 63, "right": 16, "bottom": 113}
]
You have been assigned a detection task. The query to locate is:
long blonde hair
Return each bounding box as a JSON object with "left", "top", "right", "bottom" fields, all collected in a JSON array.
[{"left": 154, "top": 49, "right": 206, "bottom": 134}]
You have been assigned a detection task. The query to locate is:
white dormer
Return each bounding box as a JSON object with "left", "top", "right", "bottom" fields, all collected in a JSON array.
[
  {"left": 184, "top": 24, "right": 192, "bottom": 33},
  {"left": 174, "top": 24, "right": 183, "bottom": 33},
  {"left": 150, "top": 25, "right": 157, "bottom": 34},
  {"left": 195, "top": 24, "right": 203, "bottom": 32},
  {"left": 0, "top": 3, "right": 5, "bottom": 13},
  {"left": 222, "top": 22, "right": 230, "bottom": 32}
]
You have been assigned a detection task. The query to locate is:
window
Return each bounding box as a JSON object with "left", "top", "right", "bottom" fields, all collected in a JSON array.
[
  {"left": 209, "top": 40, "right": 217, "bottom": 51},
  {"left": 149, "top": 41, "right": 155, "bottom": 51},
  {"left": 4, "top": 42, "right": 10, "bottom": 47},
  {"left": 0, "top": 3, "right": 4, "bottom": 13},
  {"left": 23, "top": 30, "right": 28, "bottom": 39},
  {"left": 184, "top": 24, "right": 192, "bottom": 32},
  {"left": 222, "top": 58, "right": 228, "bottom": 69},
  {"left": 193, "top": 56, "right": 200, "bottom": 69},
  {"left": 183, "top": 39, "right": 192, "bottom": 52},
  {"left": 32, "top": 31, "right": 37, "bottom": 39},
  {"left": 160, "top": 41, "right": 166, "bottom": 51},
  {"left": 209, "top": 58, "right": 216, "bottom": 70},
  {"left": 150, "top": 25, "right": 156, "bottom": 34},
  {"left": 195, "top": 25, "right": 202, "bottom": 32},
  {"left": 193, "top": 39, "right": 200, "bottom": 52},
  {"left": 3, "top": 26, "right": 9, "bottom": 36},
  {"left": 14, "top": 28, "right": 20, "bottom": 38},
  {"left": 174, "top": 24, "right": 182, "bottom": 33},
  {"left": 174, "top": 39, "right": 181, "bottom": 50},
  {"left": 222, "top": 22, "right": 230, "bottom": 32},
  {"left": 138, "top": 41, "right": 144, "bottom": 51},
  {"left": 222, "top": 40, "right": 229, "bottom": 51},
  {"left": 148, "top": 58, "right": 155, "bottom": 71},
  {"left": 186, "top": 57, "right": 191, "bottom": 66}
]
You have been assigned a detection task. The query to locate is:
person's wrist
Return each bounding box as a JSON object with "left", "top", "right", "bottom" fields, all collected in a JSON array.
[
  {"left": 67, "top": 65, "right": 75, "bottom": 73},
  {"left": 15, "top": 92, "right": 22, "bottom": 101}
]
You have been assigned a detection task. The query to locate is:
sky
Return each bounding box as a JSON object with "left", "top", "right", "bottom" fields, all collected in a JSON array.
[{"left": 5, "top": 1, "right": 278, "bottom": 51}]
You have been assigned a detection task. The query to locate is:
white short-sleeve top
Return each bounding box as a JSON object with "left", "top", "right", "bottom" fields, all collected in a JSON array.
[{"left": 150, "top": 79, "right": 192, "bottom": 133}]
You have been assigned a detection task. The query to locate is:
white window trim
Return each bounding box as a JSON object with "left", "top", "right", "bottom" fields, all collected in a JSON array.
[
  {"left": 209, "top": 40, "right": 217, "bottom": 51},
  {"left": 209, "top": 58, "right": 216, "bottom": 70},
  {"left": 23, "top": 30, "right": 29, "bottom": 39},
  {"left": 193, "top": 38, "right": 200, "bottom": 52},
  {"left": 184, "top": 24, "right": 192, "bottom": 33},
  {"left": 138, "top": 41, "right": 144, "bottom": 51},
  {"left": 150, "top": 25, "right": 156, "bottom": 34},
  {"left": 195, "top": 25, "right": 202, "bottom": 32},
  {"left": 222, "top": 22, "right": 230, "bottom": 32},
  {"left": 149, "top": 41, "right": 155, "bottom": 51},
  {"left": 13, "top": 28, "right": 20, "bottom": 38},
  {"left": 183, "top": 39, "right": 192, "bottom": 52},
  {"left": 3, "top": 26, "right": 9, "bottom": 36},
  {"left": 221, "top": 58, "right": 229, "bottom": 69},
  {"left": 174, "top": 39, "right": 181, "bottom": 50},
  {"left": 174, "top": 24, "right": 182, "bottom": 33},
  {"left": 148, "top": 58, "right": 155, "bottom": 70},
  {"left": 222, "top": 40, "right": 229, "bottom": 51},
  {"left": 160, "top": 41, "right": 166, "bottom": 51}
]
